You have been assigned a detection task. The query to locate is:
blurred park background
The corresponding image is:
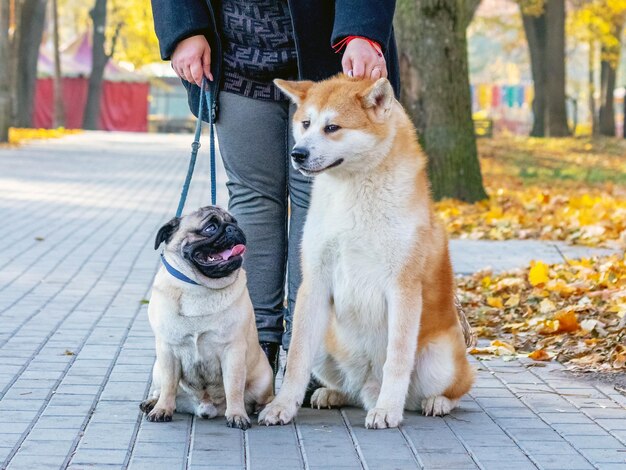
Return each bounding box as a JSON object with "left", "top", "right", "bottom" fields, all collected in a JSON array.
[
  {"left": 1, "top": 1, "right": 626, "bottom": 199},
  {"left": 0, "top": 1, "right": 625, "bottom": 138},
  {"left": 0, "top": 0, "right": 624, "bottom": 385}
]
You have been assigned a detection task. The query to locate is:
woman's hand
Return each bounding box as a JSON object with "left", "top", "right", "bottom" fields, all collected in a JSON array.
[
  {"left": 342, "top": 38, "right": 387, "bottom": 80},
  {"left": 171, "top": 35, "right": 213, "bottom": 87}
]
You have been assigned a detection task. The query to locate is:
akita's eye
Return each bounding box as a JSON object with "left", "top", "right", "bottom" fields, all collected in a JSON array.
[
  {"left": 324, "top": 124, "right": 341, "bottom": 134},
  {"left": 302, "top": 120, "right": 310, "bottom": 129}
]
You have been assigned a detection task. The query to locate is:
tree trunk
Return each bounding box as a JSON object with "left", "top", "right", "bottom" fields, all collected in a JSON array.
[
  {"left": 520, "top": 0, "right": 570, "bottom": 137},
  {"left": 598, "top": 19, "right": 622, "bottom": 138},
  {"left": 589, "top": 39, "right": 598, "bottom": 136},
  {"left": 599, "top": 58, "right": 616, "bottom": 136},
  {"left": 623, "top": 90, "right": 626, "bottom": 138},
  {"left": 544, "top": 0, "right": 570, "bottom": 136},
  {"left": 15, "top": 0, "right": 47, "bottom": 128},
  {"left": 51, "top": 0, "right": 64, "bottom": 128},
  {"left": 521, "top": 13, "right": 547, "bottom": 137},
  {"left": 83, "top": 0, "right": 108, "bottom": 130},
  {"left": 395, "top": 0, "right": 487, "bottom": 203},
  {"left": 0, "top": 0, "right": 11, "bottom": 142}
]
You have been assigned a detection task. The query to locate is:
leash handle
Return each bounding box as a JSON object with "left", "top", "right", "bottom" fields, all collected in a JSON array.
[{"left": 175, "top": 77, "right": 217, "bottom": 218}]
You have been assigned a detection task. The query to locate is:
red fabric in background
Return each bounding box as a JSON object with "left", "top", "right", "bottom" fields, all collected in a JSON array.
[
  {"left": 100, "top": 81, "right": 149, "bottom": 132},
  {"left": 33, "top": 78, "right": 148, "bottom": 132}
]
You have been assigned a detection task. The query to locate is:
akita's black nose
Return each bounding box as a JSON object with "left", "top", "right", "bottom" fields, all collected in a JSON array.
[{"left": 291, "top": 147, "right": 309, "bottom": 163}]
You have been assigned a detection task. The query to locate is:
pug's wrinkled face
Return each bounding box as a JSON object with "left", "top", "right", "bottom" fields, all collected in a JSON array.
[{"left": 155, "top": 206, "right": 247, "bottom": 285}]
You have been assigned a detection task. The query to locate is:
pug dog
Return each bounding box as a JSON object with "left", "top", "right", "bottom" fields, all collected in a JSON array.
[{"left": 139, "top": 206, "right": 274, "bottom": 429}]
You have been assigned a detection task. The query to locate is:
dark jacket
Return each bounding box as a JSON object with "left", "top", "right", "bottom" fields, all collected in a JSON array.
[{"left": 151, "top": 0, "right": 399, "bottom": 122}]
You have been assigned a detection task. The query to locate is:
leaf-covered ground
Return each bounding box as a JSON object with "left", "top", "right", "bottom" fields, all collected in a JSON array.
[
  {"left": 436, "top": 137, "right": 626, "bottom": 248},
  {"left": 459, "top": 255, "right": 625, "bottom": 373},
  {"left": 447, "top": 137, "right": 626, "bottom": 375},
  {"left": 0, "top": 128, "right": 81, "bottom": 147}
]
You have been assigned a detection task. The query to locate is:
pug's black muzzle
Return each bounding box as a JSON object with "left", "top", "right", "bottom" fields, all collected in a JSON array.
[{"left": 183, "top": 223, "right": 247, "bottom": 279}]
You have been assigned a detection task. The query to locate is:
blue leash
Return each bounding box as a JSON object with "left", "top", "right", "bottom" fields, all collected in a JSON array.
[
  {"left": 162, "top": 77, "right": 216, "bottom": 286},
  {"left": 175, "top": 76, "right": 217, "bottom": 218}
]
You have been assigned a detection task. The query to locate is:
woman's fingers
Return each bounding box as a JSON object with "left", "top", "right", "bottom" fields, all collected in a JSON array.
[
  {"left": 190, "top": 61, "right": 204, "bottom": 87},
  {"left": 341, "top": 55, "right": 353, "bottom": 76},
  {"left": 342, "top": 38, "right": 388, "bottom": 80},
  {"left": 202, "top": 47, "right": 213, "bottom": 82},
  {"left": 351, "top": 58, "right": 365, "bottom": 78},
  {"left": 171, "top": 35, "right": 213, "bottom": 85},
  {"left": 181, "top": 64, "right": 192, "bottom": 84},
  {"left": 371, "top": 56, "right": 387, "bottom": 79}
]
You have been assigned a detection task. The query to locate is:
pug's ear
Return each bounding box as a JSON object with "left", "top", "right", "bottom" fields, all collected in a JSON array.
[
  {"left": 154, "top": 217, "right": 180, "bottom": 250},
  {"left": 274, "top": 79, "right": 314, "bottom": 105}
]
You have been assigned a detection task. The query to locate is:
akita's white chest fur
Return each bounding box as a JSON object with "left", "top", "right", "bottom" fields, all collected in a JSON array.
[{"left": 304, "top": 170, "right": 425, "bottom": 334}]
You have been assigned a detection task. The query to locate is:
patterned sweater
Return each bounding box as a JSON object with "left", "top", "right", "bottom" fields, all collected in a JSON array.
[{"left": 220, "top": 0, "right": 298, "bottom": 101}]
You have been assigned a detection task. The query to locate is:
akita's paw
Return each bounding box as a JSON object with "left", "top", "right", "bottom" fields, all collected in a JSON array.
[
  {"left": 257, "top": 399, "right": 298, "bottom": 426},
  {"left": 139, "top": 398, "right": 157, "bottom": 414},
  {"left": 421, "top": 396, "right": 457, "bottom": 416},
  {"left": 310, "top": 388, "right": 349, "bottom": 409},
  {"left": 147, "top": 406, "right": 173, "bottom": 422},
  {"left": 365, "top": 407, "right": 403, "bottom": 429},
  {"left": 226, "top": 411, "right": 251, "bottom": 430}
]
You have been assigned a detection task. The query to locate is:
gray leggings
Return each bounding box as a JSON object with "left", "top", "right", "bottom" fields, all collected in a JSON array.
[{"left": 215, "top": 92, "right": 311, "bottom": 349}]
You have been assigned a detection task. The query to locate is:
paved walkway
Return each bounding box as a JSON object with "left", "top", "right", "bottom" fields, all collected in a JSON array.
[{"left": 0, "top": 132, "right": 624, "bottom": 470}]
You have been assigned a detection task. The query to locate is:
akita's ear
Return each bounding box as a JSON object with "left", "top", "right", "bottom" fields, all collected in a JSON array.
[
  {"left": 359, "top": 78, "right": 394, "bottom": 123},
  {"left": 274, "top": 79, "right": 314, "bottom": 105},
  {"left": 154, "top": 217, "right": 180, "bottom": 250}
]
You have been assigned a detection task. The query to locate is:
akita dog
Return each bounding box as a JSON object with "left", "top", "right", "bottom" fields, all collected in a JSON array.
[{"left": 259, "top": 75, "right": 474, "bottom": 429}]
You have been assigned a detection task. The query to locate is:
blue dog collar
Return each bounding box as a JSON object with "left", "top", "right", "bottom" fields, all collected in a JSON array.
[{"left": 160, "top": 253, "right": 199, "bottom": 285}]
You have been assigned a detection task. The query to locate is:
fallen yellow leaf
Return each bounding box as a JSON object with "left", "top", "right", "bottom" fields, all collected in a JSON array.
[
  {"left": 539, "top": 298, "right": 557, "bottom": 314},
  {"left": 536, "top": 319, "right": 560, "bottom": 335},
  {"left": 555, "top": 310, "right": 579, "bottom": 333},
  {"left": 487, "top": 297, "right": 504, "bottom": 308},
  {"left": 505, "top": 294, "right": 520, "bottom": 307},
  {"left": 529, "top": 261, "right": 550, "bottom": 286},
  {"left": 491, "top": 339, "right": 516, "bottom": 353},
  {"left": 528, "top": 349, "right": 552, "bottom": 361}
]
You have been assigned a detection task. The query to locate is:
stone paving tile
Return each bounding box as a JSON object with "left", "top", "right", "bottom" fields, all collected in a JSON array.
[{"left": 1, "top": 133, "right": 625, "bottom": 470}]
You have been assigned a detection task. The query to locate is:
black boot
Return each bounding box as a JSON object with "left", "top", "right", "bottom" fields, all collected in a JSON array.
[{"left": 260, "top": 342, "right": 280, "bottom": 377}]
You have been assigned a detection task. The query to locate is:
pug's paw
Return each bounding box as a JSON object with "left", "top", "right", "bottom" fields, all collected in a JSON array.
[
  {"left": 147, "top": 406, "right": 173, "bottom": 422},
  {"left": 225, "top": 411, "right": 251, "bottom": 430},
  {"left": 365, "top": 407, "right": 403, "bottom": 429},
  {"left": 257, "top": 398, "right": 298, "bottom": 426},
  {"left": 139, "top": 398, "right": 157, "bottom": 414}
]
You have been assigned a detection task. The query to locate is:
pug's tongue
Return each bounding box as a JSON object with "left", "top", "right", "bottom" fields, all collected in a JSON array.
[{"left": 216, "top": 244, "right": 246, "bottom": 260}]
